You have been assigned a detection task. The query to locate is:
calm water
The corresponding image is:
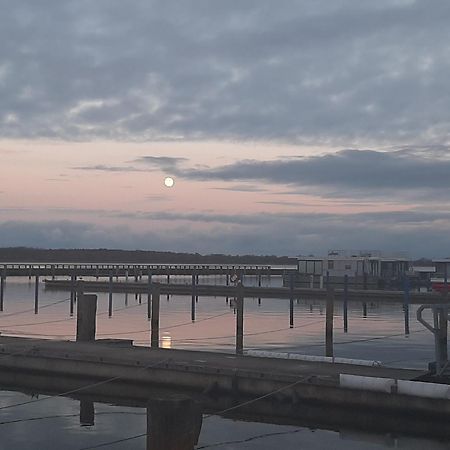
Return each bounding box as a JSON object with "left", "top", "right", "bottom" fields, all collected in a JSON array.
[{"left": 0, "top": 276, "right": 446, "bottom": 449}]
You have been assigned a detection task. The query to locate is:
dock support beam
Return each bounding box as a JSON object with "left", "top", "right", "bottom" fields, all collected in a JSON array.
[
  {"left": 326, "top": 286, "right": 334, "bottom": 357},
  {"left": 76, "top": 294, "right": 97, "bottom": 342},
  {"left": 236, "top": 282, "right": 244, "bottom": 355},
  {"left": 151, "top": 285, "right": 160, "bottom": 348}
]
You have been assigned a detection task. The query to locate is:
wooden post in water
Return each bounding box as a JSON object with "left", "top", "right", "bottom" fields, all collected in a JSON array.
[
  {"left": 191, "top": 274, "right": 196, "bottom": 321},
  {"left": 325, "top": 285, "right": 334, "bottom": 357},
  {"left": 147, "top": 270, "right": 152, "bottom": 320},
  {"left": 34, "top": 275, "right": 39, "bottom": 314},
  {"left": 403, "top": 276, "right": 410, "bottom": 335},
  {"left": 151, "top": 285, "right": 160, "bottom": 348},
  {"left": 108, "top": 272, "right": 113, "bottom": 317},
  {"left": 362, "top": 271, "right": 368, "bottom": 318},
  {"left": 343, "top": 274, "right": 349, "bottom": 333},
  {"left": 0, "top": 270, "right": 5, "bottom": 312},
  {"left": 76, "top": 294, "right": 97, "bottom": 342},
  {"left": 289, "top": 273, "right": 294, "bottom": 328},
  {"left": 70, "top": 273, "right": 76, "bottom": 316},
  {"left": 236, "top": 282, "right": 244, "bottom": 355}
]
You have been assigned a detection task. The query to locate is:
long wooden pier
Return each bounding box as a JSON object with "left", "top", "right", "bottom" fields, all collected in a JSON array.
[
  {"left": 44, "top": 279, "right": 447, "bottom": 303},
  {"left": 0, "top": 262, "right": 288, "bottom": 277}
]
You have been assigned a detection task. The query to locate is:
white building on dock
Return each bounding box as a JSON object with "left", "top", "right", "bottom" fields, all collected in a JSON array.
[{"left": 296, "top": 250, "right": 409, "bottom": 288}]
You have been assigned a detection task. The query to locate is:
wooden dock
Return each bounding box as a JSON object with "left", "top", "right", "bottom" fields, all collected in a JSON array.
[
  {"left": 1, "top": 335, "right": 450, "bottom": 438},
  {"left": 44, "top": 279, "right": 447, "bottom": 303}
]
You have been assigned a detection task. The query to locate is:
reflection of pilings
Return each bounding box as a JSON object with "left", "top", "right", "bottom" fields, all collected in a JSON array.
[
  {"left": 147, "top": 396, "right": 202, "bottom": 450},
  {"left": 326, "top": 286, "right": 334, "bottom": 357},
  {"left": 403, "top": 277, "right": 410, "bottom": 335},
  {"left": 34, "top": 275, "right": 39, "bottom": 314},
  {"left": 236, "top": 283, "right": 244, "bottom": 355},
  {"left": 362, "top": 272, "right": 368, "bottom": 318},
  {"left": 80, "top": 400, "right": 95, "bottom": 426},
  {"left": 151, "top": 286, "right": 160, "bottom": 348}
]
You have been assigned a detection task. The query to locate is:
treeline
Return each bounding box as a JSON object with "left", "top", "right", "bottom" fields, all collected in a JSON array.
[{"left": 0, "top": 247, "right": 295, "bottom": 264}]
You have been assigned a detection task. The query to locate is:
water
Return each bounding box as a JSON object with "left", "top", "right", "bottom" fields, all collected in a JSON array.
[{"left": 0, "top": 276, "right": 446, "bottom": 449}]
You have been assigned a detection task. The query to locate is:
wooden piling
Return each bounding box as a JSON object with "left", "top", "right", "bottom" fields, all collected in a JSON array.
[
  {"left": 108, "top": 272, "right": 113, "bottom": 317},
  {"left": 76, "top": 294, "right": 97, "bottom": 342},
  {"left": 151, "top": 285, "right": 160, "bottom": 348},
  {"left": 0, "top": 270, "right": 5, "bottom": 312},
  {"left": 70, "top": 273, "right": 75, "bottom": 316},
  {"left": 147, "top": 270, "right": 152, "bottom": 320},
  {"left": 34, "top": 275, "right": 39, "bottom": 314},
  {"left": 403, "top": 276, "right": 410, "bottom": 335},
  {"left": 236, "top": 282, "right": 244, "bottom": 355},
  {"left": 326, "top": 286, "right": 334, "bottom": 357},
  {"left": 343, "top": 274, "right": 349, "bottom": 333},
  {"left": 289, "top": 273, "right": 294, "bottom": 328}
]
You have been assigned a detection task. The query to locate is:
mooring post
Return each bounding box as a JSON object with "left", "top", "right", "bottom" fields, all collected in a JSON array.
[
  {"left": 343, "top": 274, "right": 349, "bottom": 333},
  {"left": 147, "top": 270, "right": 152, "bottom": 320},
  {"left": 236, "top": 282, "right": 244, "bottom": 355},
  {"left": 325, "top": 285, "right": 334, "bottom": 357},
  {"left": 151, "top": 285, "right": 160, "bottom": 348},
  {"left": 403, "top": 276, "right": 410, "bottom": 335},
  {"left": 108, "top": 272, "right": 113, "bottom": 317},
  {"left": 289, "top": 273, "right": 294, "bottom": 328},
  {"left": 76, "top": 294, "right": 97, "bottom": 342},
  {"left": 70, "top": 273, "right": 76, "bottom": 316},
  {"left": 34, "top": 274, "right": 39, "bottom": 314},
  {"left": 362, "top": 271, "right": 368, "bottom": 318},
  {"left": 0, "top": 269, "right": 5, "bottom": 312}
]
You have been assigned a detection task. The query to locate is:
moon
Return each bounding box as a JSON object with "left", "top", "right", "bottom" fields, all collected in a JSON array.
[{"left": 164, "top": 176, "right": 175, "bottom": 188}]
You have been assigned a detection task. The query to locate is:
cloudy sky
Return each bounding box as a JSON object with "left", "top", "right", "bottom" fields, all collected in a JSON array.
[{"left": 1, "top": 0, "right": 450, "bottom": 257}]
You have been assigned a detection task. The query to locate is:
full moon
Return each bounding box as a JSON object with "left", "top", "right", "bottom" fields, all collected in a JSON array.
[{"left": 164, "top": 177, "right": 175, "bottom": 188}]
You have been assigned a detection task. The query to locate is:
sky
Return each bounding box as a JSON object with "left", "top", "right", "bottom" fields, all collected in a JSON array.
[{"left": 1, "top": 0, "right": 450, "bottom": 257}]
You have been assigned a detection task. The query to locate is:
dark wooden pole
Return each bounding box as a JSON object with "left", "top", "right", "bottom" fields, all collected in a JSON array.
[
  {"left": 151, "top": 285, "right": 160, "bottom": 348},
  {"left": 325, "top": 286, "right": 334, "bottom": 357},
  {"left": 34, "top": 275, "right": 39, "bottom": 314},
  {"left": 343, "top": 274, "right": 349, "bottom": 333},
  {"left": 147, "top": 270, "right": 152, "bottom": 320},
  {"left": 0, "top": 270, "right": 5, "bottom": 312},
  {"left": 76, "top": 294, "right": 97, "bottom": 342},
  {"left": 236, "top": 282, "right": 244, "bottom": 355},
  {"left": 108, "top": 272, "right": 113, "bottom": 317}
]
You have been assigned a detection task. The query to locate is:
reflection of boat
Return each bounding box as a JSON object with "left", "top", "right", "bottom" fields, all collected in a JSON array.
[{"left": 430, "top": 278, "right": 449, "bottom": 293}]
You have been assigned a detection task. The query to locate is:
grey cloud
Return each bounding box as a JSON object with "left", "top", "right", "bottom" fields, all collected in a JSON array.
[
  {"left": 134, "top": 156, "right": 188, "bottom": 169},
  {"left": 211, "top": 184, "right": 267, "bottom": 192},
  {"left": 73, "top": 164, "right": 145, "bottom": 172},
  {"left": 178, "top": 148, "right": 450, "bottom": 199},
  {"left": 1, "top": 1, "right": 450, "bottom": 144}
]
